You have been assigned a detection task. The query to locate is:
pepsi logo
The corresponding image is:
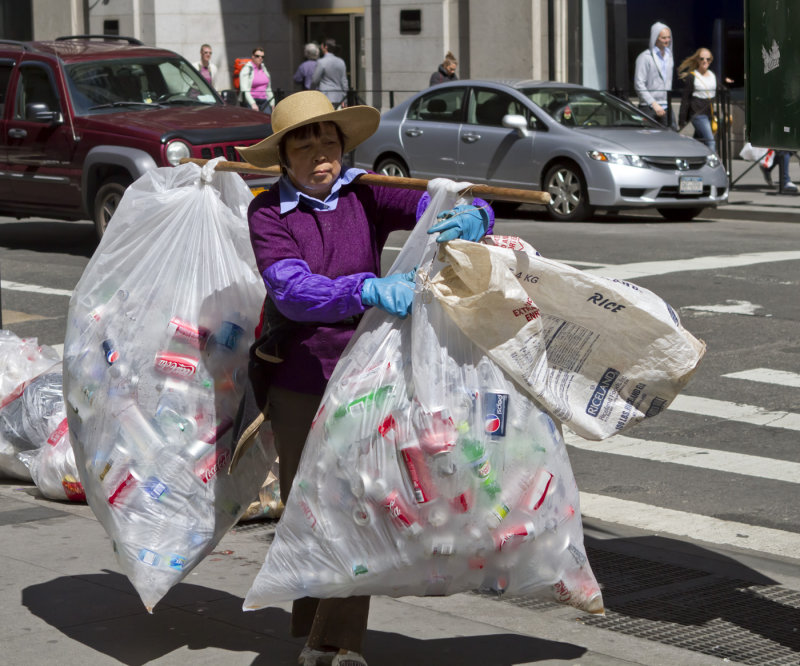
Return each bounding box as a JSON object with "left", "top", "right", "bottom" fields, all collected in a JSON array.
[{"left": 485, "top": 414, "right": 501, "bottom": 433}]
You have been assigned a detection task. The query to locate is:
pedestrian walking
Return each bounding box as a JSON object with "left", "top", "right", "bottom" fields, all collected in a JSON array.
[
  {"left": 239, "top": 47, "right": 274, "bottom": 113},
  {"left": 311, "top": 39, "right": 349, "bottom": 109},
  {"left": 193, "top": 43, "right": 217, "bottom": 89},
  {"left": 429, "top": 51, "right": 458, "bottom": 87},
  {"left": 678, "top": 48, "right": 718, "bottom": 153},
  {"left": 293, "top": 43, "right": 320, "bottom": 90},
  {"left": 634, "top": 21, "right": 675, "bottom": 128}
]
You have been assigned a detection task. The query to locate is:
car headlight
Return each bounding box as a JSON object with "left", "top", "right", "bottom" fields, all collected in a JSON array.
[
  {"left": 706, "top": 154, "right": 721, "bottom": 168},
  {"left": 165, "top": 140, "right": 192, "bottom": 166},
  {"left": 588, "top": 150, "right": 647, "bottom": 168}
]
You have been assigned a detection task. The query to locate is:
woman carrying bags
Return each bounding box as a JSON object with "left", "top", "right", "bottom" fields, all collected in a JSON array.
[{"left": 236, "top": 90, "right": 493, "bottom": 666}]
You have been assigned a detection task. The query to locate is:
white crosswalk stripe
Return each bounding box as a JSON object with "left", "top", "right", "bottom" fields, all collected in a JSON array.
[
  {"left": 722, "top": 367, "right": 800, "bottom": 388},
  {"left": 566, "top": 367, "right": 800, "bottom": 557},
  {"left": 669, "top": 393, "right": 800, "bottom": 431},
  {"left": 579, "top": 493, "right": 800, "bottom": 560},
  {"left": 564, "top": 431, "right": 800, "bottom": 484}
]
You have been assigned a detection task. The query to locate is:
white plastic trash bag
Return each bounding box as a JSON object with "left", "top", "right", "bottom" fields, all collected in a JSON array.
[
  {"left": 243, "top": 179, "right": 604, "bottom": 614},
  {"left": 12, "top": 363, "right": 86, "bottom": 501},
  {"left": 0, "top": 330, "right": 60, "bottom": 408},
  {"left": 63, "top": 158, "right": 272, "bottom": 611},
  {"left": 0, "top": 330, "right": 61, "bottom": 479},
  {"left": 429, "top": 235, "right": 705, "bottom": 440},
  {"left": 739, "top": 142, "right": 771, "bottom": 163}
]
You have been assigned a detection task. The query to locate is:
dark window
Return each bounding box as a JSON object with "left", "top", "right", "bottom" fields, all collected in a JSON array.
[
  {"left": 468, "top": 88, "right": 527, "bottom": 127},
  {"left": 0, "top": 62, "right": 13, "bottom": 115},
  {"left": 408, "top": 87, "right": 464, "bottom": 123},
  {"left": 15, "top": 64, "right": 60, "bottom": 120},
  {"left": 400, "top": 10, "right": 421, "bottom": 34},
  {"left": 103, "top": 20, "right": 120, "bottom": 36}
]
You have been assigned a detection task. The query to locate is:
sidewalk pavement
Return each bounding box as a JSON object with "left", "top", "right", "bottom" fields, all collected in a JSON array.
[
  {"left": 2, "top": 478, "right": 799, "bottom": 666},
  {"left": 708, "top": 156, "right": 800, "bottom": 223}
]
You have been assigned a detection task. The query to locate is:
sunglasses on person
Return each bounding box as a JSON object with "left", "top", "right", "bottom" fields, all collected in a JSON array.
[
  {"left": 253, "top": 53, "right": 264, "bottom": 59},
  {"left": 699, "top": 56, "right": 712, "bottom": 61}
]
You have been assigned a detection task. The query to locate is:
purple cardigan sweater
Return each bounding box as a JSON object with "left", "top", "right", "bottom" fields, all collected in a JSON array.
[{"left": 248, "top": 176, "right": 426, "bottom": 395}]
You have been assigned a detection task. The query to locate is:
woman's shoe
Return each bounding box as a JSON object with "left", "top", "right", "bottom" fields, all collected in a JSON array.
[
  {"left": 298, "top": 645, "right": 337, "bottom": 666},
  {"left": 331, "top": 650, "right": 368, "bottom": 666}
]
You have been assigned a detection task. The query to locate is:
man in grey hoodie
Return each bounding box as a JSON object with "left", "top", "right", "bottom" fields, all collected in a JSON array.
[{"left": 634, "top": 21, "right": 675, "bottom": 128}]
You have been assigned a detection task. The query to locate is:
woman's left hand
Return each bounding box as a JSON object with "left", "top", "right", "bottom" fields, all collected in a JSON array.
[{"left": 428, "top": 204, "right": 490, "bottom": 243}]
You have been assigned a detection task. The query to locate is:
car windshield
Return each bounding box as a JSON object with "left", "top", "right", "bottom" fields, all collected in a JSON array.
[
  {"left": 64, "top": 57, "right": 219, "bottom": 115},
  {"left": 522, "top": 87, "right": 659, "bottom": 129}
]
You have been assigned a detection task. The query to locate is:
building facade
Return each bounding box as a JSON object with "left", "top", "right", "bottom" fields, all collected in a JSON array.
[{"left": 4, "top": 0, "right": 743, "bottom": 111}]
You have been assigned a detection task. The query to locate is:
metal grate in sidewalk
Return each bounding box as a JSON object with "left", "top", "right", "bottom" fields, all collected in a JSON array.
[{"left": 482, "top": 544, "right": 800, "bottom": 665}]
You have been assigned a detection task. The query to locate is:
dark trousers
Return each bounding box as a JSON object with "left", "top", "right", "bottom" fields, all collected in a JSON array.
[{"left": 268, "top": 385, "right": 370, "bottom": 653}]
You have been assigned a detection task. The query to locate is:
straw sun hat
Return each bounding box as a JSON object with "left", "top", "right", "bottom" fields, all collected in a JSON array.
[{"left": 236, "top": 91, "right": 380, "bottom": 168}]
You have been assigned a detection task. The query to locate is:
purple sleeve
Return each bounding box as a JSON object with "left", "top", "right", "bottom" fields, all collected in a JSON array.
[{"left": 264, "top": 258, "right": 375, "bottom": 323}]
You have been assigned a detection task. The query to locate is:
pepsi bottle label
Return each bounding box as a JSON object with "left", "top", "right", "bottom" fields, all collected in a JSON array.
[{"left": 483, "top": 392, "right": 509, "bottom": 438}]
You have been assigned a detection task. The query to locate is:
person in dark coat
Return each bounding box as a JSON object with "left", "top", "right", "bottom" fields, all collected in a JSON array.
[{"left": 429, "top": 51, "right": 457, "bottom": 86}]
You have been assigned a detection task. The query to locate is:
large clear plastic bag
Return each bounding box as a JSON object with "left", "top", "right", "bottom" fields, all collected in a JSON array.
[
  {"left": 63, "top": 158, "right": 272, "bottom": 611},
  {"left": 244, "top": 180, "right": 604, "bottom": 614},
  {"left": 0, "top": 330, "right": 61, "bottom": 479},
  {"left": 11, "top": 363, "right": 86, "bottom": 500}
]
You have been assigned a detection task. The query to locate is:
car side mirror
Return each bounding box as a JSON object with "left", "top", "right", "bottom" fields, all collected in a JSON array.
[
  {"left": 26, "top": 102, "right": 63, "bottom": 125},
  {"left": 503, "top": 114, "right": 530, "bottom": 137},
  {"left": 220, "top": 89, "right": 238, "bottom": 106}
]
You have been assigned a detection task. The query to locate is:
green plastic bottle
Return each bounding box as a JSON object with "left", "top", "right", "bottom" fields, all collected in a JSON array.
[{"left": 461, "top": 437, "right": 500, "bottom": 498}]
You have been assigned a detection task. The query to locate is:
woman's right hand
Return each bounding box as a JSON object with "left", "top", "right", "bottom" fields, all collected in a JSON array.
[{"left": 361, "top": 270, "right": 416, "bottom": 318}]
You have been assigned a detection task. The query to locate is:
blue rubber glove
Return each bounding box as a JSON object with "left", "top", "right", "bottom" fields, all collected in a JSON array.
[
  {"left": 360, "top": 269, "right": 416, "bottom": 318},
  {"left": 427, "top": 204, "right": 490, "bottom": 243}
]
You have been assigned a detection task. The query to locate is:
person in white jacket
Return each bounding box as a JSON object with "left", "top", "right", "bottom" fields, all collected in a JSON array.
[
  {"left": 634, "top": 21, "right": 675, "bottom": 128},
  {"left": 239, "top": 47, "right": 274, "bottom": 113},
  {"left": 193, "top": 44, "right": 217, "bottom": 90}
]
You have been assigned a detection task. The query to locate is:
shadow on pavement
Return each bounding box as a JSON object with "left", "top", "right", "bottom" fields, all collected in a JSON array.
[
  {"left": 0, "top": 220, "right": 97, "bottom": 257},
  {"left": 583, "top": 533, "right": 800, "bottom": 656},
  {"left": 23, "top": 570, "right": 587, "bottom": 665}
]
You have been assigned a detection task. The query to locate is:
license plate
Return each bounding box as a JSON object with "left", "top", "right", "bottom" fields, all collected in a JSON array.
[{"left": 679, "top": 176, "right": 703, "bottom": 194}]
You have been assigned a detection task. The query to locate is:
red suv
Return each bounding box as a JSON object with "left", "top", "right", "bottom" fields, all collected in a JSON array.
[{"left": 0, "top": 35, "right": 271, "bottom": 237}]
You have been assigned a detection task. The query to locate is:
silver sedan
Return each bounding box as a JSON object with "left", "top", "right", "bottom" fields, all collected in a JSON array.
[{"left": 353, "top": 80, "right": 728, "bottom": 221}]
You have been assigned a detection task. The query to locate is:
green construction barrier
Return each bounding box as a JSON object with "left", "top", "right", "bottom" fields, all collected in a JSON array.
[{"left": 746, "top": 0, "right": 800, "bottom": 150}]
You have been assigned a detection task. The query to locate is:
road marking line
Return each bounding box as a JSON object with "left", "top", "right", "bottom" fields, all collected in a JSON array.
[
  {"left": 723, "top": 368, "right": 800, "bottom": 388},
  {"left": 0, "top": 280, "right": 73, "bottom": 297},
  {"left": 579, "top": 492, "right": 800, "bottom": 560},
  {"left": 669, "top": 394, "right": 800, "bottom": 431},
  {"left": 682, "top": 300, "right": 764, "bottom": 316},
  {"left": 0, "top": 310, "right": 50, "bottom": 324},
  {"left": 564, "top": 432, "right": 800, "bottom": 484},
  {"left": 584, "top": 250, "right": 800, "bottom": 280}
]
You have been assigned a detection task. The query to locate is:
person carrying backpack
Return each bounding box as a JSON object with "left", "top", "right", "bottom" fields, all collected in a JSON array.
[{"left": 239, "top": 47, "right": 274, "bottom": 113}]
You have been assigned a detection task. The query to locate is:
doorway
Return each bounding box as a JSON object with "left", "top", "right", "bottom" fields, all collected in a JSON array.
[{"left": 305, "top": 13, "right": 365, "bottom": 104}]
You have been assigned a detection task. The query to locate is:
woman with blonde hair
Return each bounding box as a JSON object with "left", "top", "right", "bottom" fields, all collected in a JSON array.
[
  {"left": 678, "top": 47, "right": 718, "bottom": 152},
  {"left": 429, "top": 51, "right": 458, "bottom": 86}
]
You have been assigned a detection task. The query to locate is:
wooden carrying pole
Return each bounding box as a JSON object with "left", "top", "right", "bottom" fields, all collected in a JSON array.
[{"left": 180, "top": 158, "right": 550, "bottom": 205}]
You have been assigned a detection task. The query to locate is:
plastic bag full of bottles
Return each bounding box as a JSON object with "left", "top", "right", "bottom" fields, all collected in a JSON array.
[
  {"left": 63, "top": 159, "right": 272, "bottom": 612},
  {"left": 244, "top": 179, "right": 604, "bottom": 615}
]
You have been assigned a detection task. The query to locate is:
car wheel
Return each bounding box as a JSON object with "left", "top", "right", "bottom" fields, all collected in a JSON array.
[
  {"left": 375, "top": 156, "right": 409, "bottom": 178},
  {"left": 544, "top": 162, "right": 594, "bottom": 221},
  {"left": 93, "top": 176, "right": 130, "bottom": 239},
  {"left": 657, "top": 207, "right": 705, "bottom": 221}
]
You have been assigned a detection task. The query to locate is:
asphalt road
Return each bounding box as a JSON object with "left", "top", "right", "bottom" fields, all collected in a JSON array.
[{"left": 1, "top": 207, "right": 799, "bottom": 564}]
